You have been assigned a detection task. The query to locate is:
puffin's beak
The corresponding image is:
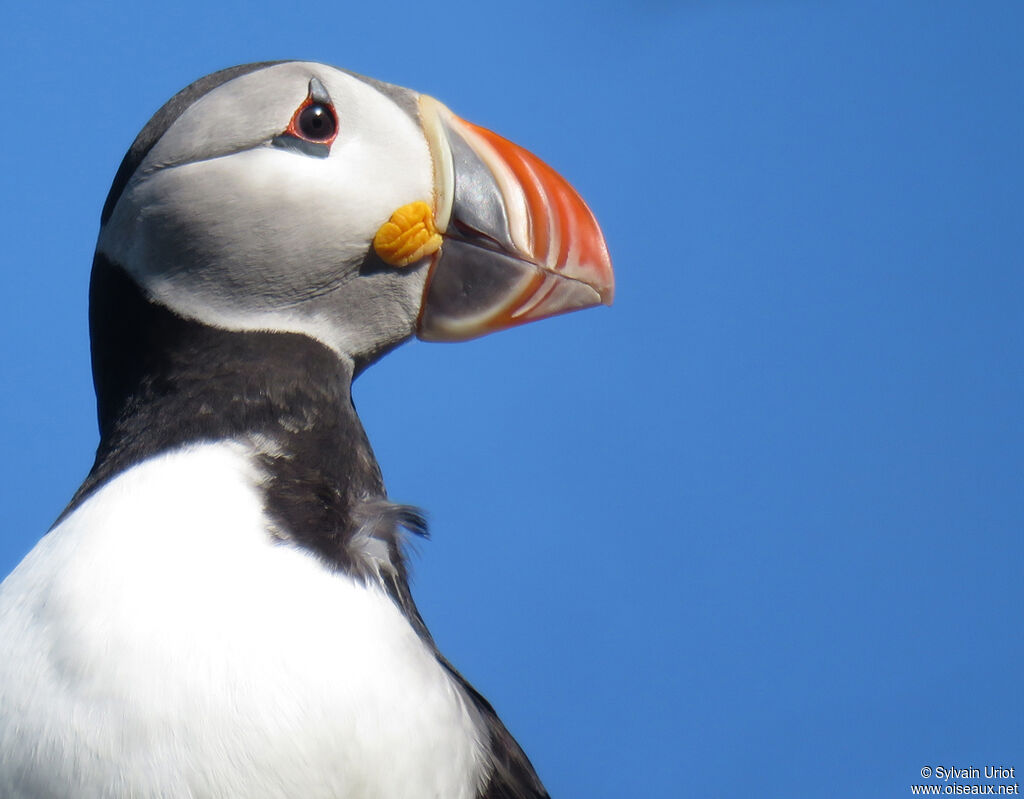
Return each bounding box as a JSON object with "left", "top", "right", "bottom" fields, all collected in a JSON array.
[{"left": 415, "top": 96, "right": 614, "bottom": 342}]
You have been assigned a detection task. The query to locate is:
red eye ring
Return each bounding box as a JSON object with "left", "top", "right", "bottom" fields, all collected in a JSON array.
[{"left": 285, "top": 98, "right": 338, "bottom": 145}]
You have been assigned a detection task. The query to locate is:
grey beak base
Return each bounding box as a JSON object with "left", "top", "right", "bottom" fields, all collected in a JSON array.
[
  {"left": 443, "top": 120, "right": 517, "bottom": 254},
  {"left": 417, "top": 239, "right": 602, "bottom": 342}
]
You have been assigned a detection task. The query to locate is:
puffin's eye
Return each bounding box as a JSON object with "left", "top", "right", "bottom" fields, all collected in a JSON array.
[
  {"left": 272, "top": 79, "right": 338, "bottom": 157},
  {"left": 296, "top": 103, "right": 336, "bottom": 142}
]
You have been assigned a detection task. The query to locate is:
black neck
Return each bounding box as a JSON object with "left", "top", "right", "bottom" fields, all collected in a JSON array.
[{"left": 66, "top": 255, "right": 394, "bottom": 574}]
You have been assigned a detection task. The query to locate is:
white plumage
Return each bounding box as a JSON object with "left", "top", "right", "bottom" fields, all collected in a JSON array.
[{"left": 0, "top": 442, "right": 486, "bottom": 798}]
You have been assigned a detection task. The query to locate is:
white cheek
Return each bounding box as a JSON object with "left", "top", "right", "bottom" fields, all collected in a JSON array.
[
  {"left": 331, "top": 116, "right": 436, "bottom": 222},
  {"left": 108, "top": 120, "right": 433, "bottom": 297},
  {"left": 95, "top": 66, "right": 435, "bottom": 357},
  {"left": 113, "top": 153, "right": 355, "bottom": 306}
]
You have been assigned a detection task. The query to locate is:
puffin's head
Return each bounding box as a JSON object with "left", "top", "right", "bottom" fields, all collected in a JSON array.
[{"left": 98, "top": 61, "right": 613, "bottom": 369}]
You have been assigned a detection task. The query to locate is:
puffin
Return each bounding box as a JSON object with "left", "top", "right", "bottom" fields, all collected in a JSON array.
[{"left": 0, "top": 61, "right": 613, "bottom": 798}]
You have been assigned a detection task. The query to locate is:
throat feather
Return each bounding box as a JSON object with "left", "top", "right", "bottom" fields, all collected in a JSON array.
[{"left": 70, "top": 255, "right": 423, "bottom": 585}]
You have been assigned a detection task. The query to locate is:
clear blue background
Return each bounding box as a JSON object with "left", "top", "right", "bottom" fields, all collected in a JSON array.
[{"left": 2, "top": 2, "right": 1021, "bottom": 796}]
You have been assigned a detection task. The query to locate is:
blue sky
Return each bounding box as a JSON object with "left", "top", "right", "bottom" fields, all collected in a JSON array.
[{"left": 2, "top": 1, "right": 1022, "bottom": 796}]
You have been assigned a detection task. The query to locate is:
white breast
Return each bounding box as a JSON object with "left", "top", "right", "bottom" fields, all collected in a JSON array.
[{"left": 0, "top": 442, "right": 486, "bottom": 799}]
